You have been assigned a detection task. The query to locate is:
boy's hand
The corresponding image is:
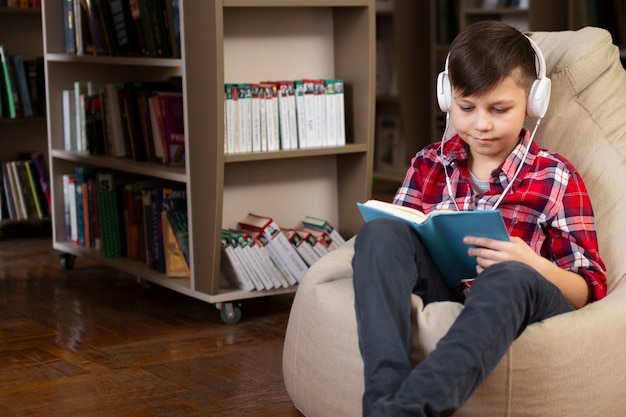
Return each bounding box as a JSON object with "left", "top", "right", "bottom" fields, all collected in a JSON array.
[
  {"left": 463, "top": 236, "right": 591, "bottom": 309},
  {"left": 464, "top": 236, "right": 539, "bottom": 275}
]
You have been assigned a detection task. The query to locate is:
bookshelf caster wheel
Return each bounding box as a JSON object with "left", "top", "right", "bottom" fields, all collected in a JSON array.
[
  {"left": 136, "top": 278, "right": 155, "bottom": 293},
  {"left": 218, "top": 302, "right": 242, "bottom": 324},
  {"left": 59, "top": 254, "right": 76, "bottom": 270}
]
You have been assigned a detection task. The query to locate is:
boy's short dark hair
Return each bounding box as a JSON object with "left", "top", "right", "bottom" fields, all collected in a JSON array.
[{"left": 448, "top": 20, "right": 537, "bottom": 98}]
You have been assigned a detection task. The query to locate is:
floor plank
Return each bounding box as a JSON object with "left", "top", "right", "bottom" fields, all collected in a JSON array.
[{"left": 0, "top": 229, "right": 304, "bottom": 417}]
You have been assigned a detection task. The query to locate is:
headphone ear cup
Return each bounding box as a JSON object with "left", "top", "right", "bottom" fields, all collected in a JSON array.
[
  {"left": 527, "top": 77, "right": 551, "bottom": 118},
  {"left": 437, "top": 71, "right": 452, "bottom": 113}
]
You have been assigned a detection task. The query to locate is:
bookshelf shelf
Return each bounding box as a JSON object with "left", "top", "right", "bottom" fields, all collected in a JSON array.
[
  {"left": 224, "top": 144, "right": 369, "bottom": 163},
  {"left": 42, "top": 0, "right": 375, "bottom": 320},
  {"left": 50, "top": 150, "right": 188, "bottom": 182},
  {"left": 45, "top": 53, "right": 182, "bottom": 68}
]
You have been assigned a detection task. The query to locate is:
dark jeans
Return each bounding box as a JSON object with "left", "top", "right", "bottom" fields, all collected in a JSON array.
[{"left": 352, "top": 218, "right": 574, "bottom": 417}]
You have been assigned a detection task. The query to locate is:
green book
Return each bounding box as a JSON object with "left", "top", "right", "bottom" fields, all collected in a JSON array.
[{"left": 0, "top": 45, "right": 16, "bottom": 119}]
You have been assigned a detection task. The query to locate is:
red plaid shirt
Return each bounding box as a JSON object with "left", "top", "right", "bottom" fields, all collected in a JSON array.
[{"left": 394, "top": 129, "right": 607, "bottom": 301}]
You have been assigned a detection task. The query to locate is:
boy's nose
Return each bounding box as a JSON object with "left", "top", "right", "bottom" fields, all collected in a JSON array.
[{"left": 474, "top": 110, "right": 493, "bottom": 131}]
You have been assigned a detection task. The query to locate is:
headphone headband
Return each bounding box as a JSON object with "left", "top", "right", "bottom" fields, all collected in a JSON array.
[{"left": 436, "top": 33, "right": 551, "bottom": 118}]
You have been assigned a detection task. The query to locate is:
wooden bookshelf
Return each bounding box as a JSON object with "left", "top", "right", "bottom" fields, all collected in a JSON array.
[{"left": 42, "top": 0, "right": 375, "bottom": 321}]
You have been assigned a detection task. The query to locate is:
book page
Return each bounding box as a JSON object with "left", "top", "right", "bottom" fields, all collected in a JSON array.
[{"left": 362, "top": 199, "right": 427, "bottom": 223}]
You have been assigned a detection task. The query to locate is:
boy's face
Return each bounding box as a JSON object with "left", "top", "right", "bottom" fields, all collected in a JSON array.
[{"left": 451, "top": 74, "right": 528, "bottom": 168}]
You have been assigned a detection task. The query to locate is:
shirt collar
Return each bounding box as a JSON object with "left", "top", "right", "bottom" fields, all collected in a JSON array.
[{"left": 441, "top": 127, "right": 537, "bottom": 183}]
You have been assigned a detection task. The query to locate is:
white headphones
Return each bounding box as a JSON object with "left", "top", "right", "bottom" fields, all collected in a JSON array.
[{"left": 436, "top": 34, "right": 551, "bottom": 119}]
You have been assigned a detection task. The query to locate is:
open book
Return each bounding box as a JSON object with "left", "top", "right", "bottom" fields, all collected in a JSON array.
[{"left": 357, "top": 199, "right": 510, "bottom": 287}]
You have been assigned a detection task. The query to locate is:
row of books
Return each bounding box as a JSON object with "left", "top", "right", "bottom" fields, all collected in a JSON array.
[
  {"left": 0, "top": 1, "right": 41, "bottom": 7},
  {"left": 63, "top": 78, "right": 184, "bottom": 165},
  {"left": 221, "top": 214, "right": 346, "bottom": 291},
  {"left": 64, "top": 0, "right": 180, "bottom": 58},
  {"left": 0, "top": 46, "right": 46, "bottom": 119},
  {"left": 62, "top": 168, "right": 189, "bottom": 277},
  {"left": 1, "top": 152, "right": 50, "bottom": 222},
  {"left": 61, "top": 166, "right": 346, "bottom": 285},
  {"left": 224, "top": 79, "right": 346, "bottom": 154}
]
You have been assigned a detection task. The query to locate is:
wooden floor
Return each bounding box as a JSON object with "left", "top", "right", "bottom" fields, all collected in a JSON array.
[{"left": 0, "top": 225, "right": 304, "bottom": 417}]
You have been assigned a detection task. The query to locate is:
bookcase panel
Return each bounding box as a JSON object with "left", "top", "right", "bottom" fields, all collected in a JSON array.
[{"left": 223, "top": 8, "right": 336, "bottom": 83}]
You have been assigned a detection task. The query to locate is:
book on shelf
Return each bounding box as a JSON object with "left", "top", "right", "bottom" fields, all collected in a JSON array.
[
  {"left": 238, "top": 213, "right": 308, "bottom": 286},
  {"left": 0, "top": 45, "right": 17, "bottom": 119},
  {"left": 11, "top": 54, "right": 32, "bottom": 117},
  {"left": 63, "top": 0, "right": 179, "bottom": 58},
  {"left": 356, "top": 199, "right": 510, "bottom": 287},
  {"left": 220, "top": 230, "right": 256, "bottom": 292},
  {"left": 63, "top": 78, "right": 184, "bottom": 164},
  {"left": 63, "top": 174, "right": 78, "bottom": 244},
  {"left": 63, "top": 0, "right": 77, "bottom": 54},
  {"left": 162, "top": 210, "right": 189, "bottom": 277},
  {"left": 30, "top": 151, "right": 51, "bottom": 210},
  {"left": 284, "top": 229, "right": 321, "bottom": 267},
  {"left": 97, "top": 172, "right": 124, "bottom": 257},
  {"left": 301, "top": 215, "right": 346, "bottom": 250},
  {"left": 223, "top": 78, "right": 347, "bottom": 154},
  {"left": 165, "top": 209, "right": 189, "bottom": 269},
  {"left": 153, "top": 184, "right": 186, "bottom": 273},
  {"left": 244, "top": 229, "right": 289, "bottom": 289},
  {"left": 72, "top": 0, "right": 94, "bottom": 55}
]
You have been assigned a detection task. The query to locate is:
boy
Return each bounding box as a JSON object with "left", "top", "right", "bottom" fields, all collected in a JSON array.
[{"left": 352, "top": 21, "right": 607, "bottom": 416}]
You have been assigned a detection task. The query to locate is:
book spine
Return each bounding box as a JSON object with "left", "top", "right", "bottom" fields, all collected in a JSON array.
[
  {"left": 220, "top": 234, "right": 255, "bottom": 292},
  {"left": 30, "top": 152, "right": 51, "bottom": 211},
  {"left": 67, "top": 175, "right": 78, "bottom": 244},
  {"left": 276, "top": 82, "right": 291, "bottom": 150},
  {"left": 224, "top": 84, "right": 236, "bottom": 154},
  {"left": 159, "top": 92, "right": 185, "bottom": 165},
  {"left": 324, "top": 79, "right": 337, "bottom": 147},
  {"left": 334, "top": 79, "right": 346, "bottom": 145},
  {"left": 64, "top": 0, "right": 77, "bottom": 54},
  {"left": 23, "top": 160, "right": 43, "bottom": 219},
  {"left": 97, "top": 172, "right": 123, "bottom": 257},
  {"left": 294, "top": 80, "right": 307, "bottom": 149},
  {"left": 302, "top": 80, "right": 317, "bottom": 148},
  {"left": 286, "top": 230, "right": 320, "bottom": 267},
  {"left": 286, "top": 82, "right": 298, "bottom": 150},
  {"left": 0, "top": 46, "right": 16, "bottom": 119},
  {"left": 12, "top": 54, "right": 32, "bottom": 117},
  {"left": 2, "top": 163, "right": 17, "bottom": 220},
  {"left": 250, "top": 84, "right": 262, "bottom": 153},
  {"left": 8, "top": 162, "right": 27, "bottom": 220},
  {"left": 103, "top": 83, "right": 127, "bottom": 157}
]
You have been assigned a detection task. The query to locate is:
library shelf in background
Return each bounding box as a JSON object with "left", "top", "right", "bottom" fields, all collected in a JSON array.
[
  {"left": 0, "top": 5, "right": 50, "bottom": 235},
  {"left": 42, "top": 0, "right": 375, "bottom": 322}
]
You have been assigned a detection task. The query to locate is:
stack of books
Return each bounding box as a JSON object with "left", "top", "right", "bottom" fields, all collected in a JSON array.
[
  {"left": 0, "top": 152, "right": 50, "bottom": 222},
  {"left": 220, "top": 213, "right": 346, "bottom": 292}
]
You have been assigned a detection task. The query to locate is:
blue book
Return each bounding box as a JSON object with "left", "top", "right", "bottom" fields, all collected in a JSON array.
[{"left": 357, "top": 200, "right": 510, "bottom": 287}]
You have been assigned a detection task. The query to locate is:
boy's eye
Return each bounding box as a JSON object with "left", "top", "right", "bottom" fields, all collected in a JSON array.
[
  {"left": 493, "top": 107, "right": 508, "bottom": 114},
  {"left": 460, "top": 106, "right": 473, "bottom": 112}
]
